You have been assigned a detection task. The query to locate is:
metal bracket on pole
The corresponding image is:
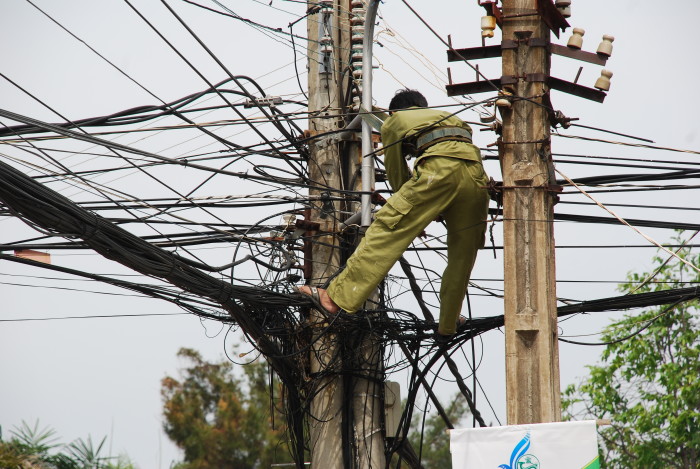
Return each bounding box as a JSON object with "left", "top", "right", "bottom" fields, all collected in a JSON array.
[
  {"left": 501, "top": 37, "right": 548, "bottom": 49},
  {"left": 535, "top": 0, "right": 569, "bottom": 37},
  {"left": 550, "top": 43, "right": 608, "bottom": 65},
  {"left": 548, "top": 77, "right": 606, "bottom": 102},
  {"left": 448, "top": 41, "right": 607, "bottom": 65},
  {"left": 447, "top": 75, "right": 606, "bottom": 103},
  {"left": 500, "top": 73, "right": 548, "bottom": 84}
]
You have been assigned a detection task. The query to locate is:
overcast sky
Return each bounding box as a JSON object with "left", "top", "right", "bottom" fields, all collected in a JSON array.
[{"left": 1, "top": 1, "right": 698, "bottom": 468}]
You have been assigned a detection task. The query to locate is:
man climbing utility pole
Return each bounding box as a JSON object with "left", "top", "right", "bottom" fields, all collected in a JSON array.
[{"left": 499, "top": 0, "right": 562, "bottom": 424}]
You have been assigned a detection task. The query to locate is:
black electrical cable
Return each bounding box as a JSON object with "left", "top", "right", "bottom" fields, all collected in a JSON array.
[
  {"left": 558, "top": 300, "right": 684, "bottom": 346},
  {"left": 8, "top": 2, "right": 700, "bottom": 465},
  {"left": 0, "top": 108, "right": 368, "bottom": 195}
]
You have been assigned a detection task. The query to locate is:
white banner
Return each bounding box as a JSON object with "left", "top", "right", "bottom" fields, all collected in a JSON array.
[{"left": 450, "top": 420, "right": 599, "bottom": 469}]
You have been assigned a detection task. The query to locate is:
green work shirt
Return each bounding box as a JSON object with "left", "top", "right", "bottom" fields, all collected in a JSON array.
[{"left": 380, "top": 107, "right": 482, "bottom": 191}]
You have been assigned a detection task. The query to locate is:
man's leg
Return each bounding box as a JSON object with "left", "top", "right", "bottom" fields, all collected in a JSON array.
[
  {"left": 438, "top": 161, "right": 489, "bottom": 335},
  {"left": 327, "top": 158, "right": 457, "bottom": 312}
]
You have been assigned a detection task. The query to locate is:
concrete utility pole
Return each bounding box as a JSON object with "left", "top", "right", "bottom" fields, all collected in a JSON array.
[
  {"left": 499, "top": 0, "right": 562, "bottom": 424},
  {"left": 306, "top": 1, "right": 346, "bottom": 466},
  {"left": 306, "top": 2, "right": 385, "bottom": 468}
]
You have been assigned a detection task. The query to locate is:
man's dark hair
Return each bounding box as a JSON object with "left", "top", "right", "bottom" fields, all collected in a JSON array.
[{"left": 388, "top": 89, "right": 428, "bottom": 111}]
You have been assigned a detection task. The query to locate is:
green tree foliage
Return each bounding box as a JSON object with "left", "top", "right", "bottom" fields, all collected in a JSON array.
[
  {"left": 401, "top": 395, "right": 469, "bottom": 469},
  {"left": 0, "top": 420, "right": 136, "bottom": 469},
  {"left": 64, "top": 436, "right": 111, "bottom": 469},
  {"left": 563, "top": 233, "right": 700, "bottom": 468},
  {"left": 161, "top": 348, "right": 288, "bottom": 469}
]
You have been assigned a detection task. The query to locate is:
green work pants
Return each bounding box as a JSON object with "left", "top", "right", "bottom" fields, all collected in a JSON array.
[{"left": 327, "top": 156, "right": 490, "bottom": 335}]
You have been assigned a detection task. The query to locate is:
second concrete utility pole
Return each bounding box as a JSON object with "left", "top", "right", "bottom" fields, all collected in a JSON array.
[{"left": 499, "top": 0, "right": 562, "bottom": 425}]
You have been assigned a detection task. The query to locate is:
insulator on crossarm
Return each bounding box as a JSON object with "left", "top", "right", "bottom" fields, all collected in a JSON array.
[
  {"left": 597, "top": 34, "right": 615, "bottom": 57},
  {"left": 481, "top": 15, "right": 496, "bottom": 38},
  {"left": 351, "top": 0, "right": 364, "bottom": 7},
  {"left": 567, "top": 27, "right": 585, "bottom": 49},
  {"left": 556, "top": 0, "right": 572, "bottom": 18},
  {"left": 495, "top": 91, "right": 512, "bottom": 108},
  {"left": 480, "top": 111, "right": 496, "bottom": 123},
  {"left": 594, "top": 69, "right": 613, "bottom": 91}
]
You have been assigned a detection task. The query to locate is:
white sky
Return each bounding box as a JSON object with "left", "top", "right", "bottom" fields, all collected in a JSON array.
[{"left": 1, "top": 1, "right": 698, "bottom": 468}]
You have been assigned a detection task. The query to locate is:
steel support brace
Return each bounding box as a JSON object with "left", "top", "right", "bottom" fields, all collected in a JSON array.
[{"left": 360, "top": 1, "right": 380, "bottom": 227}]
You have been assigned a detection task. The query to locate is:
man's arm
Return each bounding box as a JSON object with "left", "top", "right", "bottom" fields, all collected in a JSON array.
[{"left": 381, "top": 119, "right": 411, "bottom": 192}]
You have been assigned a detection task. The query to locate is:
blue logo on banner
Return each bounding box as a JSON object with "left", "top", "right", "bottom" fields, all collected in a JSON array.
[{"left": 498, "top": 432, "right": 540, "bottom": 469}]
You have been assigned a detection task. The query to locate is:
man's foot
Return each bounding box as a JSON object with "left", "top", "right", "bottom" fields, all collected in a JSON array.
[
  {"left": 296, "top": 286, "right": 340, "bottom": 314},
  {"left": 436, "top": 316, "right": 468, "bottom": 338},
  {"left": 434, "top": 334, "right": 451, "bottom": 345},
  {"left": 456, "top": 315, "right": 467, "bottom": 330}
]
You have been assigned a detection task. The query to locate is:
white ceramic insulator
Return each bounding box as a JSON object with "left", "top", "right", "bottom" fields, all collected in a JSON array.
[
  {"left": 597, "top": 34, "right": 615, "bottom": 57},
  {"left": 567, "top": 27, "right": 585, "bottom": 49},
  {"left": 557, "top": 6, "right": 571, "bottom": 18},
  {"left": 495, "top": 98, "right": 511, "bottom": 108},
  {"left": 350, "top": 11, "right": 365, "bottom": 25},
  {"left": 594, "top": 69, "right": 613, "bottom": 91},
  {"left": 480, "top": 112, "right": 496, "bottom": 123},
  {"left": 481, "top": 15, "right": 496, "bottom": 38},
  {"left": 555, "top": 0, "right": 571, "bottom": 6}
]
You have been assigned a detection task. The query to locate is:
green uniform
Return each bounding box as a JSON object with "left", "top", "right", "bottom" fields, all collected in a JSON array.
[{"left": 326, "top": 107, "right": 490, "bottom": 335}]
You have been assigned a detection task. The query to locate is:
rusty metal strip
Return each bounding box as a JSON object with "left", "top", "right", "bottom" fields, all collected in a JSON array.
[
  {"left": 550, "top": 43, "right": 608, "bottom": 65},
  {"left": 547, "top": 76, "right": 607, "bottom": 103},
  {"left": 446, "top": 79, "right": 503, "bottom": 96},
  {"left": 536, "top": 0, "right": 569, "bottom": 38},
  {"left": 447, "top": 44, "right": 501, "bottom": 62}
]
